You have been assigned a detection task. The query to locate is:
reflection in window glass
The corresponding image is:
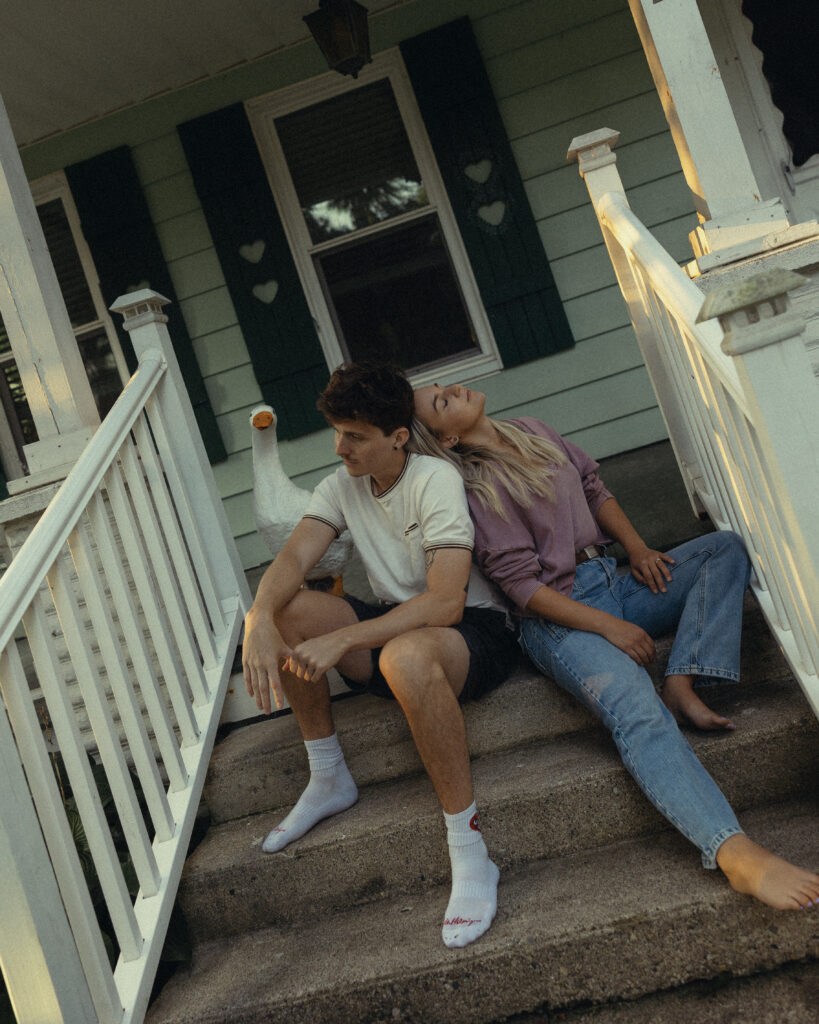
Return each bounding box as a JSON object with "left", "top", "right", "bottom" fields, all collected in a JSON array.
[
  {"left": 317, "top": 216, "right": 478, "bottom": 371},
  {"left": 276, "top": 79, "right": 428, "bottom": 243}
]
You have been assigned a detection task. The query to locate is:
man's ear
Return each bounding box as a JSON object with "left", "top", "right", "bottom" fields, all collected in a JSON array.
[
  {"left": 393, "top": 426, "right": 410, "bottom": 450},
  {"left": 440, "top": 434, "right": 459, "bottom": 449}
]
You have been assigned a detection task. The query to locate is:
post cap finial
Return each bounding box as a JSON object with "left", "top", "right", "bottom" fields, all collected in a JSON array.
[
  {"left": 110, "top": 289, "right": 171, "bottom": 329},
  {"left": 567, "top": 128, "right": 620, "bottom": 165}
]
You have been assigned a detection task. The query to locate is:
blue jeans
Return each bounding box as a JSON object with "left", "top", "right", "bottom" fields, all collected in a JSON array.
[{"left": 519, "top": 531, "right": 751, "bottom": 868}]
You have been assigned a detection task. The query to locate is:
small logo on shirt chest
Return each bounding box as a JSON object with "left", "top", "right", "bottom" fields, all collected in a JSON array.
[{"left": 404, "top": 522, "right": 419, "bottom": 536}]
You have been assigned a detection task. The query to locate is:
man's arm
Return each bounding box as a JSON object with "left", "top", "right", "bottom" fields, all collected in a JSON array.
[
  {"left": 286, "top": 546, "right": 472, "bottom": 683},
  {"left": 242, "top": 517, "right": 337, "bottom": 712}
]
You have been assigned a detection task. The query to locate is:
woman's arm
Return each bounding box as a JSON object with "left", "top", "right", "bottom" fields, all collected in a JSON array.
[
  {"left": 595, "top": 497, "right": 674, "bottom": 595},
  {"left": 525, "top": 581, "right": 656, "bottom": 667}
]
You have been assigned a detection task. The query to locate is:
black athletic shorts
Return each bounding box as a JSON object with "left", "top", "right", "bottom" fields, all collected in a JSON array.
[{"left": 337, "top": 595, "right": 519, "bottom": 703}]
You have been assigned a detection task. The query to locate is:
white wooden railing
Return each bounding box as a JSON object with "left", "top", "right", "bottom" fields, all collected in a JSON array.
[
  {"left": 569, "top": 129, "right": 819, "bottom": 720},
  {"left": 0, "top": 290, "right": 250, "bottom": 1024}
]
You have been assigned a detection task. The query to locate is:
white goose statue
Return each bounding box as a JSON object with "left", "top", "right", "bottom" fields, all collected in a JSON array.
[{"left": 250, "top": 404, "right": 354, "bottom": 589}]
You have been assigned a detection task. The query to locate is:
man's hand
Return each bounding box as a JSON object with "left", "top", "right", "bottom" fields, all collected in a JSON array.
[
  {"left": 242, "top": 612, "right": 293, "bottom": 714},
  {"left": 287, "top": 631, "right": 352, "bottom": 683},
  {"left": 627, "top": 544, "right": 674, "bottom": 594},
  {"left": 601, "top": 617, "right": 656, "bottom": 666}
]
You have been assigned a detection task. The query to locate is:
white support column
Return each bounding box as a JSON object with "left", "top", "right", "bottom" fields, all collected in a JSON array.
[
  {"left": 0, "top": 93, "right": 98, "bottom": 484},
  {"left": 628, "top": 0, "right": 790, "bottom": 262}
]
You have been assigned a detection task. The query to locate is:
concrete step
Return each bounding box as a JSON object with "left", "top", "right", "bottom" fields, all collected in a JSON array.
[
  {"left": 179, "top": 674, "right": 818, "bottom": 941},
  {"left": 204, "top": 596, "right": 793, "bottom": 825},
  {"left": 505, "top": 959, "right": 819, "bottom": 1023},
  {"left": 147, "top": 800, "right": 819, "bottom": 1024}
]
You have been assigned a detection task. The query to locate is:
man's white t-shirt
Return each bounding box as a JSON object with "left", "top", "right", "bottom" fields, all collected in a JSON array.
[{"left": 304, "top": 452, "right": 505, "bottom": 612}]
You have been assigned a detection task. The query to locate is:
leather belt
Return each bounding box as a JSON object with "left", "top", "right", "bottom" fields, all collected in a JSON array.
[{"left": 575, "top": 544, "right": 604, "bottom": 565}]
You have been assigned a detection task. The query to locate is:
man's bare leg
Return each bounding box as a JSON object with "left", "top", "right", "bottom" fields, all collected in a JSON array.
[
  {"left": 662, "top": 673, "right": 735, "bottom": 731},
  {"left": 380, "top": 629, "right": 499, "bottom": 948},
  {"left": 262, "top": 591, "right": 370, "bottom": 853},
  {"left": 717, "top": 834, "right": 819, "bottom": 910}
]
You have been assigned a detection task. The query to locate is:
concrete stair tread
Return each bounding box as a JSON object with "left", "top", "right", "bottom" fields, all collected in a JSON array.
[
  {"left": 508, "top": 959, "right": 819, "bottom": 1024},
  {"left": 148, "top": 799, "right": 819, "bottom": 1024},
  {"left": 178, "top": 674, "right": 818, "bottom": 938}
]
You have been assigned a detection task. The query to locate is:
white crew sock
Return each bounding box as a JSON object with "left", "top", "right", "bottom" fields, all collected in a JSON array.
[
  {"left": 441, "top": 801, "right": 499, "bottom": 948},
  {"left": 262, "top": 733, "right": 358, "bottom": 853}
]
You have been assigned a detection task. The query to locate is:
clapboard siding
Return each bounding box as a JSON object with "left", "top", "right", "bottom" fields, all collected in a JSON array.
[{"left": 18, "top": 0, "right": 698, "bottom": 567}]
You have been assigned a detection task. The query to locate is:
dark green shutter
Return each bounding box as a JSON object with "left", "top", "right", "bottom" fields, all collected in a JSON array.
[
  {"left": 401, "top": 18, "right": 574, "bottom": 366},
  {"left": 178, "top": 105, "right": 327, "bottom": 440},
  {"left": 65, "top": 148, "right": 227, "bottom": 463}
]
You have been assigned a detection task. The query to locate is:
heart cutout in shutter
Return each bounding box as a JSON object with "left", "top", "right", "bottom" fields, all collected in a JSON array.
[
  {"left": 477, "top": 201, "right": 506, "bottom": 227},
  {"left": 252, "top": 280, "right": 279, "bottom": 304},
  {"left": 464, "top": 159, "right": 493, "bottom": 184},
  {"left": 239, "top": 240, "right": 266, "bottom": 264}
]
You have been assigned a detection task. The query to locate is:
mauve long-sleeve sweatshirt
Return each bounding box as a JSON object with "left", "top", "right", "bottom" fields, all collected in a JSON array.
[{"left": 468, "top": 418, "right": 613, "bottom": 613}]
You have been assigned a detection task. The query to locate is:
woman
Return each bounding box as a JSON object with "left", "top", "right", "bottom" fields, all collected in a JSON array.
[{"left": 413, "top": 381, "right": 819, "bottom": 912}]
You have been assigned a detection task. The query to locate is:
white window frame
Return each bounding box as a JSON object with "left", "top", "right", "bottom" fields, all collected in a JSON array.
[
  {"left": 246, "top": 48, "right": 502, "bottom": 387},
  {"left": 0, "top": 171, "right": 128, "bottom": 482}
]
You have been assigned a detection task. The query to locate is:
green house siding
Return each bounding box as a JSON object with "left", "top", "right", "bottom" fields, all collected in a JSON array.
[{"left": 17, "top": 0, "right": 695, "bottom": 569}]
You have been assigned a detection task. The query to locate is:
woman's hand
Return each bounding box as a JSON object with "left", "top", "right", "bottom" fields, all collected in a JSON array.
[
  {"left": 627, "top": 545, "right": 675, "bottom": 594},
  {"left": 601, "top": 617, "right": 656, "bottom": 666}
]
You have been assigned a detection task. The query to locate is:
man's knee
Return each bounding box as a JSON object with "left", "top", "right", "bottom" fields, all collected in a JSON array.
[
  {"left": 379, "top": 633, "right": 446, "bottom": 703},
  {"left": 275, "top": 589, "right": 348, "bottom": 643}
]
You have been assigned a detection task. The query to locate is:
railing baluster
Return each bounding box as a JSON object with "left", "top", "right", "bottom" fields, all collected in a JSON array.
[
  {"left": 141, "top": 398, "right": 227, "bottom": 638},
  {"left": 1, "top": 641, "right": 123, "bottom": 1023},
  {"left": 104, "top": 452, "right": 200, "bottom": 754},
  {"left": 48, "top": 550, "right": 161, "bottom": 901},
  {"left": 118, "top": 432, "right": 210, "bottom": 707},
  {"left": 89, "top": 481, "right": 188, "bottom": 793},
  {"left": 72, "top": 504, "right": 176, "bottom": 843},
  {"left": 131, "top": 415, "right": 218, "bottom": 667},
  {"left": 24, "top": 588, "right": 143, "bottom": 962}
]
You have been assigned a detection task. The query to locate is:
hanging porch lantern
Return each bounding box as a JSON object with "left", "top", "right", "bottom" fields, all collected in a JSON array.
[{"left": 303, "top": 0, "right": 372, "bottom": 79}]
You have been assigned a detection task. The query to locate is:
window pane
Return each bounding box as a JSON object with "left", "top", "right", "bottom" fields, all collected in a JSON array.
[
  {"left": 276, "top": 79, "right": 427, "bottom": 243},
  {"left": 317, "top": 216, "right": 478, "bottom": 371},
  {"left": 37, "top": 199, "right": 98, "bottom": 328}
]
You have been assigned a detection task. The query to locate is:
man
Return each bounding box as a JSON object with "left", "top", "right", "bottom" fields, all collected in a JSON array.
[{"left": 242, "top": 363, "right": 518, "bottom": 949}]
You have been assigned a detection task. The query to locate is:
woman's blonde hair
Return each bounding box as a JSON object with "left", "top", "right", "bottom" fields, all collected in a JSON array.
[{"left": 409, "top": 416, "right": 565, "bottom": 519}]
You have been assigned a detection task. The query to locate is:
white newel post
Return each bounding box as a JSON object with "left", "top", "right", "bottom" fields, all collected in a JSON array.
[
  {"left": 0, "top": 682, "right": 99, "bottom": 1024},
  {"left": 109, "top": 290, "right": 251, "bottom": 617},
  {"left": 0, "top": 93, "right": 99, "bottom": 486},
  {"left": 627, "top": 0, "right": 791, "bottom": 265},
  {"left": 698, "top": 269, "right": 819, "bottom": 700},
  {"left": 567, "top": 129, "right": 705, "bottom": 515}
]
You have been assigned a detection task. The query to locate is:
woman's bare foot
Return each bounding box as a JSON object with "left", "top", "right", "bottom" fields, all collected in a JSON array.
[
  {"left": 662, "top": 674, "right": 735, "bottom": 730},
  {"left": 716, "top": 834, "right": 819, "bottom": 910}
]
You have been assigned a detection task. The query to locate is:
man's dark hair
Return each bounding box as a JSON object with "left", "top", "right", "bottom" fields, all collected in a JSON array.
[{"left": 317, "top": 362, "right": 414, "bottom": 435}]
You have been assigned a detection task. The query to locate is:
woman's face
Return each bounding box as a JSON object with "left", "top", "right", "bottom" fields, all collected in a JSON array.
[{"left": 414, "top": 382, "right": 486, "bottom": 444}]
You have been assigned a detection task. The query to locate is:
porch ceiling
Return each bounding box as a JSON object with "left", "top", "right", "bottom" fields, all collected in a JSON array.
[{"left": 0, "top": 0, "right": 397, "bottom": 149}]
